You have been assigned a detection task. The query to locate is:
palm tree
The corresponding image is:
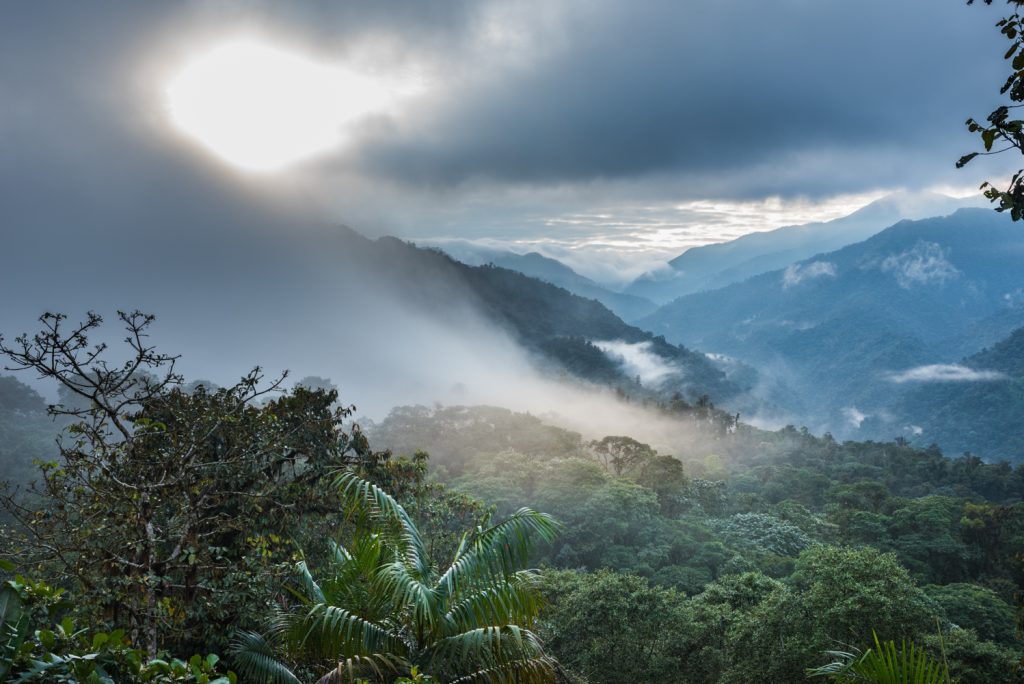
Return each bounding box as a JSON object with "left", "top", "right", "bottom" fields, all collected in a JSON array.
[
  {"left": 808, "top": 631, "right": 950, "bottom": 684},
  {"left": 232, "top": 470, "right": 561, "bottom": 684}
]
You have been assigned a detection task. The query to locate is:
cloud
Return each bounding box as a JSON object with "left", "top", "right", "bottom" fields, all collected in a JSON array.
[
  {"left": 886, "top": 364, "right": 1007, "bottom": 383},
  {"left": 592, "top": 340, "right": 677, "bottom": 386},
  {"left": 880, "top": 241, "right": 960, "bottom": 288},
  {"left": 842, "top": 406, "right": 868, "bottom": 428},
  {"left": 349, "top": 0, "right": 1008, "bottom": 194},
  {"left": 0, "top": 0, "right": 1014, "bottom": 264},
  {"left": 783, "top": 261, "right": 837, "bottom": 288}
]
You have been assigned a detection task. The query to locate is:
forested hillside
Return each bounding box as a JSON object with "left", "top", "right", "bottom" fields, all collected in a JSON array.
[
  {"left": 895, "top": 328, "right": 1024, "bottom": 461},
  {"left": 640, "top": 209, "right": 1024, "bottom": 455},
  {"left": 0, "top": 313, "right": 1021, "bottom": 682},
  {"left": 369, "top": 403, "right": 1024, "bottom": 683}
]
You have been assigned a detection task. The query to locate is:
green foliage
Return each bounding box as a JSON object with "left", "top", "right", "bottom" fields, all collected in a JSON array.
[
  {"left": 232, "top": 470, "right": 560, "bottom": 683},
  {"left": 373, "top": 404, "right": 1024, "bottom": 681},
  {"left": 0, "top": 572, "right": 234, "bottom": 683},
  {"left": 1, "top": 304, "right": 1021, "bottom": 684},
  {"left": 921, "top": 627, "right": 1024, "bottom": 683},
  {"left": 925, "top": 583, "right": 1018, "bottom": 645},
  {"left": 536, "top": 569, "right": 693, "bottom": 684},
  {"left": 0, "top": 312, "right": 390, "bottom": 657},
  {"left": 809, "top": 631, "right": 949, "bottom": 684},
  {"left": 719, "top": 546, "right": 940, "bottom": 683},
  {"left": 711, "top": 512, "right": 814, "bottom": 557}
]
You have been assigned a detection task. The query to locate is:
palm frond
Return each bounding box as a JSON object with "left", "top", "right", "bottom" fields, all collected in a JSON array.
[
  {"left": 290, "top": 603, "right": 404, "bottom": 660},
  {"left": 809, "top": 632, "right": 950, "bottom": 684},
  {"left": 313, "top": 653, "right": 406, "bottom": 684},
  {"left": 229, "top": 631, "right": 302, "bottom": 684},
  {"left": 294, "top": 558, "right": 326, "bottom": 605},
  {"left": 333, "top": 469, "right": 430, "bottom": 579},
  {"left": 437, "top": 509, "right": 559, "bottom": 597},
  {"left": 447, "top": 656, "right": 559, "bottom": 684},
  {"left": 426, "top": 625, "right": 546, "bottom": 673},
  {"left": 444, "top": 572, "right": 543, "bottom": 632},
  {"left": 375, "top": 560, "right": 441, "bottom": 631}
]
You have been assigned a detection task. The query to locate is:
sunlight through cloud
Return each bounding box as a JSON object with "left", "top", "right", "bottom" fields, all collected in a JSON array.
[{"left": 165, "top": 40, "right": 396, "bottom": 172}]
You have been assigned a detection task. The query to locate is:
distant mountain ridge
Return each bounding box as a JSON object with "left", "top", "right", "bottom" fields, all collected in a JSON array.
[
  {"left": 624, "top": 192, "right": 982, "bottom": 304},
  {"left": 420, "top": 241, "right": 657, "bottom": 321},
  {"left": 638, "top": 208, "right": 1024, "bottom": 454}
]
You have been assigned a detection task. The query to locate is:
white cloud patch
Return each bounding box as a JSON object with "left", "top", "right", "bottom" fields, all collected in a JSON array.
[
  {"left": 887, "top": 364, "right": 1007, "bottom": 384},
  {"left": 842, "top": 406, "right": 867, "bottom": 428},
  {"left": 593, "top": 340, "right": 677, "bottom": 386},
  {"left": 783, "top": 260, "right": 836, "bottom": 288},
  {"left": 880, "top": 241, "right": 960, "bottom": 288}
]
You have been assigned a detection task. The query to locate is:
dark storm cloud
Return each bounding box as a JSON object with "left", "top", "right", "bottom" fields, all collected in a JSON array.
[
  {"left": 0, "top": 0, "right": 1014, "bottom": 207},
  {"left": 350, "top": 0, "right": 1010, "bottom": 197},
  {"left": 0, "top": 0, "right": 1016, "bottom": 264}
]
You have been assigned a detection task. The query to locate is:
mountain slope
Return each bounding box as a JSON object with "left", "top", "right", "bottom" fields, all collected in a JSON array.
[
  {"left": 638, "top": 208, "right": 1024, "bottom": 446},
  {"left": 421, "top": 242, "right": 657, "bottom": 321},
  {"left": 625, "top": 192, "right": 979, "bottom": 304},
  {"left": 894, "top": 328, "right": 1024, "bottom": 461},
  {"left": 327, "top": 228, "right": 743, "bottom": 403}
]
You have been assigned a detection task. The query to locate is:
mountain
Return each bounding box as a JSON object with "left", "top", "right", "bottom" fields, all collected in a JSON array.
[
  {"left": 421, "top": 242, "right": 657, "bottom": 321},
  {"left": 329, "top": 228, "right": 744, "bottom": 403},
  {"left": 624, "top": 192, "right": 981, "bottom": 304},
  {"left": 892, "top": 327, "right": 1024, "bottom": 462},
  {"left": 638, "top": 208, "right": 1024, "bottom": 450}
]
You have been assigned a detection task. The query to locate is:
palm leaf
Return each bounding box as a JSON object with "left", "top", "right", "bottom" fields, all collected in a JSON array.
[
  {"left": 447, "top": 655, "right": 559, "bottom": 684},
  {"left": 0, "top": 584, "right": 27, "bottom": 680},
  {"left": 375, "top": 560, "right": 441, "bottom": 632},
  {"left": 437, "top": 509, "right": 559, "bottom": 597},
  {"left": 293, "top": 559, "right": 326, "bottom": 605},
  {"left": 333, "top": 469, "right": 431, "bottom": 580},
  {"left": 808, "top": 632, "right": 950, "bottom": 684},
  {"left": 426, "top": 625, "right": 546, "bottom": 673},
  {"left": 313, "top": 653, "right": 406, "bottom": 684},
  {"left": 291, "top": 603, "right": 403, "bottom": 660},
  {"left": 229, "top": 631, "right": 302, "bottom": 684},
  {"left": 444, "top": 573, "right": 543, "bottom": 632}
]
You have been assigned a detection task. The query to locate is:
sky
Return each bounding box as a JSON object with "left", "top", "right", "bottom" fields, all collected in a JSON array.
[
  {"left": 1, "top": 0, "right": 1021, "bottom": 421},
  {"left": 1, "top": 0, "right": 1018, "bottom": 284}
]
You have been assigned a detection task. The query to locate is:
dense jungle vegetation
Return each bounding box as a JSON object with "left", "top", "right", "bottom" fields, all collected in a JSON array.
[{"left": 0, "top": 312, "right": 1021, "bottom": 682}]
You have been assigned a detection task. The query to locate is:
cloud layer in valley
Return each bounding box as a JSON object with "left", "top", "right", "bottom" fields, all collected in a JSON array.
[{"left": 886, "top": 364, "right": 1007, "bottom": 384}]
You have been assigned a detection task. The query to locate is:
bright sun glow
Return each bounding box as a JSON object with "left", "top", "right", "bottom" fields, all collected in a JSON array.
[{"left": 166, "top": 41, "right": 395, "bottom": 172}]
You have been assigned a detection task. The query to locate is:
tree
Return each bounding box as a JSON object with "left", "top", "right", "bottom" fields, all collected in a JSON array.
[
  {"left": 924, "top": 583, "right": 1017, "bottom": 645},
  {"left": 720, "top": 546, "right": 938, "bottom": 683},
  {"left": 293, "top": 376, "right": 338, "bottom": 394},
  {"left": 0, "top": 376, "right": 45, "bottom": 414},
  {"left": 232, "top": 470, "right": 560, "bottom": 684},
  {"left": 0, "top": 564, "right": 235, "bottom": 683},
  {"left": 959, "top": 0, "right": 1024, "bottom": 218},
  {"left": 0, "top": 312, "right": 378, "bottom": 657},
  {"left": 536, "top": 569, "right": 693, "bottom": 684},
  {"left": 587, "top": 435, "right": 657, "bottom": 477}
]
